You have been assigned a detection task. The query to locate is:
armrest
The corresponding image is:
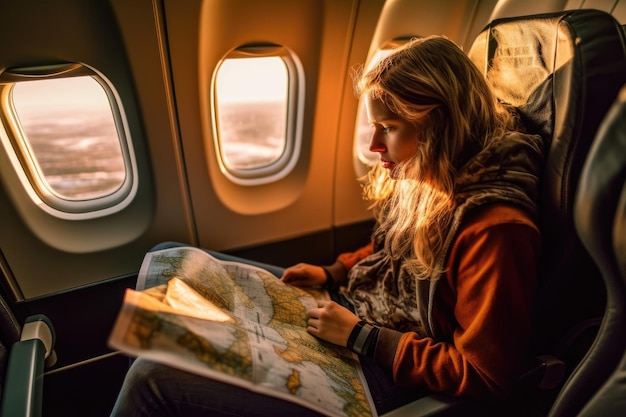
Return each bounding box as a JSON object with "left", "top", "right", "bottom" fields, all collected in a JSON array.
[
  {"left": 381, "top": 393, "right": 470, "bottom": 417},
  {"left": 519, "top": 354, "right": 566, "bottom": 390},
  {"left": 380, "top": 354, "right": 567, "bottom": 417},
  {"left": 0, "top": 314, "right": 56, "bottom": 417}
]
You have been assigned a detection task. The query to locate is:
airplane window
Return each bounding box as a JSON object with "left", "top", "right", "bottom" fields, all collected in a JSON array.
[
  {"left": 213, "top": 46, "right": 303, "bottom": 185},
  {"left": 0, "top": 64, "right": 138, "bottom": 219},
  {"left": 216, "top": 57, "right": 287, "bottom": 170},
  {"left": 11, "top": 77, "right": 125, "bottom": 200}
]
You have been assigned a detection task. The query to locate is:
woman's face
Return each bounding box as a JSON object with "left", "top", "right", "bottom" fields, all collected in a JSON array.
[{"left": 365, "top": 94, "right": 420, "bottom": 178}]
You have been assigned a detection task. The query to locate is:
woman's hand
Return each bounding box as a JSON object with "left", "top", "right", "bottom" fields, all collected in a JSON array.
[
  {"left": 307, "top": 300, "right": 360, "bottom": 346},
  {"left": 281, "top": 263, "right": 327, "bottom": 287}
]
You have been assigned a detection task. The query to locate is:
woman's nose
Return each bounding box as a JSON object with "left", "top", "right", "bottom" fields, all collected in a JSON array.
[{"left": 369, "top": 131, "right": 386, "bottom": 153}]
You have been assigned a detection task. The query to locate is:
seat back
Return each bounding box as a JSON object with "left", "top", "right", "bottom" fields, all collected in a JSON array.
[
  {"left": 559, "top": 84, "right": 626, "bottom": 417},
  {"left": 468, "top": 8, "right": 626, "bottom": 413}
]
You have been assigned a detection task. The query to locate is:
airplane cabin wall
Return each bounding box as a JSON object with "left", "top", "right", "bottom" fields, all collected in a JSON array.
[
  {"left": 163, "top": 0, "right": 341, "bottom": 253},
  {"left": 0, "top": 0, "right": 624, "bottom": 415},
  {"left": 0, "top": 0, "right": 195, "bottom": 300},
  {"left": 1, "top": 0, "right": 624, "bottom": 300}
]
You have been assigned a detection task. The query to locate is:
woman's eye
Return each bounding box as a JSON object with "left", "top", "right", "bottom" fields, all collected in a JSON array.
[{"left": 370, "top": 124, "right": 393, "bottom": 133}]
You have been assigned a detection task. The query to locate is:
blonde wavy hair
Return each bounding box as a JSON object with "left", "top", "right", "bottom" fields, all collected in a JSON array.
[{"left": 355, "top": 35, "right": 517, "bottom": 279}]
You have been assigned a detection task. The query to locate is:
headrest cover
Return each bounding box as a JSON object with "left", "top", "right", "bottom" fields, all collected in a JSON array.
[
  {"left": 468, "top": 9, "right": 626, "bottom": 237},
  {"left": 468, "top": 17, "right": 559, "bottom": 140}
]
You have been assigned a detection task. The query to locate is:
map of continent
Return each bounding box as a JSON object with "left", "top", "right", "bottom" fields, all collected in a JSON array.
[{"left": 108, "top": 246, "right": 376, "bottom": 417}]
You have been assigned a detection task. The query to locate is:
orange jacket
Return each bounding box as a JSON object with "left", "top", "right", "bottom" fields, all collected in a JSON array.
[{"left": 327, "top": 204, "right": 540, "bottom": 399}]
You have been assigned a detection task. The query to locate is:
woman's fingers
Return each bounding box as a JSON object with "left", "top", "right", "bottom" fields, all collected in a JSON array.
[
  {"left": 281, "top": 264, "right": 326, "bottom": 287},
  {"left": 306, "top": 301, "right": 360, "bottom": 346}
]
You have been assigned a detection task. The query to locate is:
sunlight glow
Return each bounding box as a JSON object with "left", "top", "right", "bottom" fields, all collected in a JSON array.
[
  {"left": 13, "top": 77, "right": 110, "bottom": 111},
  {"left": 216, "top": 57, "right": 287, "bottom": 103}
]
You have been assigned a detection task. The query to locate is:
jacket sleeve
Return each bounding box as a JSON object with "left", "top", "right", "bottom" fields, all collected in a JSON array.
[
  {"left": 324, "top": 241, "right": 374, "bottom": 286},
  {"left": 373, "top": 205, "right": 540, "bottom": 399}
]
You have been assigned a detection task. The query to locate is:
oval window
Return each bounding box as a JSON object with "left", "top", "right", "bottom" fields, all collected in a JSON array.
[
  {"left": 213, "top": 45, "right": 304, "bottom": 185},
  {"left": 0, "top": 64, "right": 137, "bottom": 219},
  {"left": 12, "top": 77, "right": 126, "bottom": 200}
]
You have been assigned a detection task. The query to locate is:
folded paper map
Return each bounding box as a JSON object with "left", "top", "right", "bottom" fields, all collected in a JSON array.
[{"left": 108, "top": 246, "right": 377, "bottom": 417}]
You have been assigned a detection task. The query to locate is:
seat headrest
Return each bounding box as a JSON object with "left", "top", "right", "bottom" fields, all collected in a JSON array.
[{"left": 468, "top": 9, "right": 626, "bottom": 239}]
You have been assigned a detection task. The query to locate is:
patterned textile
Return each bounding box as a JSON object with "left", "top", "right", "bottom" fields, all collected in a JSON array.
[{"left": 342, "top": 131, "right": 544, "bottom": 338}]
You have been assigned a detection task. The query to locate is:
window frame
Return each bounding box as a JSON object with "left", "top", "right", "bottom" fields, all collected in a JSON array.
[
  {"left": 211, "top": 44, "right": 304, "bottom": 186},
  {"left": 0, "top": 63, "right": 138, "bottom": 220}
]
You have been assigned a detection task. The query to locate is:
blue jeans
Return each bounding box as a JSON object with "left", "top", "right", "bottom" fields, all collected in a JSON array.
[{"left": 110, "top": 242, "right": 427, "bottom": 416}]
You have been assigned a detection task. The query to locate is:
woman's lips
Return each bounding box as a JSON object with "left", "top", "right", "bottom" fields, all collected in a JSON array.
[{"left": 380, "top": 158, "right": 395, "bottom": 169}]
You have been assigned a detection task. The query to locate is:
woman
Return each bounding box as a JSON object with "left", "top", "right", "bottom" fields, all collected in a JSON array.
[{"left": 110, "top": 35, "right": 543, "bottom": 416}]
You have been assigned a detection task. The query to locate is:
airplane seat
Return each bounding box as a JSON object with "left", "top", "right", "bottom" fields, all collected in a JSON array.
[
  {"left": 463, "top": 8, "right": 626, "bottom": 416},
  {"left": 377, "top": 9, "right": 626, "bottom": 417},
  {"left": 554, "top": 84, "right": 626, "bottom": 417},
  {"left": 0, "top": 293, "right": 56, "bottom": 417}
]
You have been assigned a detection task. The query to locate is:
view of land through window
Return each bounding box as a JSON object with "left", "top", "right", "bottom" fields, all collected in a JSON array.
[
  {"left": 216, "top": 56, "right": 288, "bottom": 171},
  {"left": 12, "top": 65, "right": 286, "bottom": 200},
  {"left": 218, "top": 101, "right": 286, "bottom": 169},
  {"left": 13, "top": 77, "right": 126, "bottom": 200},
  {"left": 18, "top": 106, "right": 125, "bottom": 200}
]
